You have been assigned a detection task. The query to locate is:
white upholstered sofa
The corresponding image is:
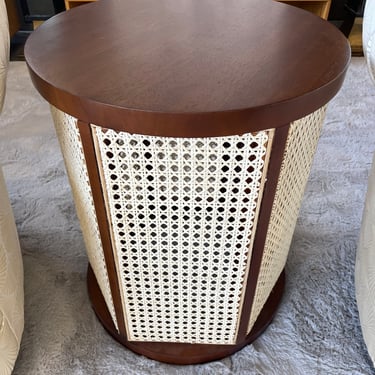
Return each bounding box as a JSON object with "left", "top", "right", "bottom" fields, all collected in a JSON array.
[
  {"left": 356, "top": 0, "right": 375, "bottom": 366},
  {"left": 0, "top": 1, "right": 24, "bottom": 374},
  {"left": 0, "top": 0, "right": 8, "bottom": 111}
]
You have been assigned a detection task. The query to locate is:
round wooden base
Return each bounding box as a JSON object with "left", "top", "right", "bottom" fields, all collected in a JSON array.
[{"left": 87, "top": 265, "right": 285, "bottom": 365}]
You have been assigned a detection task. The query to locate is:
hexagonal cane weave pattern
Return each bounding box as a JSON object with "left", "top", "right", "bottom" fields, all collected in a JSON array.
[
  {"left": 247, "top": 106, "right": 327, "bottom": 333},
  {"left": 93, "top": 127, "right": 273, "bottom": 344},
  {"left": 50, "top": 107, "right": 119, "bottom": 331}
]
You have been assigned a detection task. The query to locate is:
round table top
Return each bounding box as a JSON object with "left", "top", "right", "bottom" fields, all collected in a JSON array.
[{"left": 25, "top": 0, "right": 350, "bottom": 136}]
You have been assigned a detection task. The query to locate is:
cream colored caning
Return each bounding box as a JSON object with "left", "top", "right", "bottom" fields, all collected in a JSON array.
[
  {"left": 92, "top": 127, "right": 272, "bottom": 344},
  {"left": 247, "top": 106, "right": 327, "bottom": 333},
  {"left": 50, "top": 107, "right": 119, "bottom": 332}
]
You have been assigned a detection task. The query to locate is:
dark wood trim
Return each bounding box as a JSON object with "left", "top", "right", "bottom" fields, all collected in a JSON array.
[
  {"left": 236, "top": 124, "right": 290, "bottom": 342},
  {"left": 77, "top": 120, "right": 127, "bottom": 337},
  {"left": 87, "top": 264, "right": 285, "bottom": 365}
]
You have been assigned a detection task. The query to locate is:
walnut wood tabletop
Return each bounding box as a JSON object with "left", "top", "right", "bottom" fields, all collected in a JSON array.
[
  {"left": 25, "top": 0, "right": 349, "bottom": 137},
  {"left": 25, "top": 0, "right": 350, "bottom": 365}
]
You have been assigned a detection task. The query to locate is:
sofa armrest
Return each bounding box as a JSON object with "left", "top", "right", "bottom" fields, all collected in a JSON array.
[
  {"left": 363, "top": 0, "right": 375, "bottom": 83},
  {"left": 0, "top": 0, "right": 10, "bottom": 112},
  {"left": 0, "top": 168, "right": 24, "bottom": 375}
]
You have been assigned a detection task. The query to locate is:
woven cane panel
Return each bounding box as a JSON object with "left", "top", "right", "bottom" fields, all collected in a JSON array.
[
  {"left": 93, "top": 126, "right": 272, "bottom": 344},
  {"left": 50, "top": 107, "right": 118, "bottom": 331},
  {"left": 247, "top": 106, "right": 327, "bottom": 334}
]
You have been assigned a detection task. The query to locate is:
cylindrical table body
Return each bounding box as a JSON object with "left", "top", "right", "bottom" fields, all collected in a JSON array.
[
  {"left": 50, "top": 104, "right": 326, "bottom": 357},
  {"left": 25, "top": 0, "right": 350, "bottom": 364}
]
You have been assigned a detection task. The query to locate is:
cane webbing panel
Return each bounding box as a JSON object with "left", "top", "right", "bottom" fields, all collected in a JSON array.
[
  {"left": 247, "top": 106, "right": 327, "bottom": 333},
  {"left": 50, "top": 107, "right": 118, "bottom": 331},
  {"left": 93, "top": 127, "right": 272, "bottom": 344}
]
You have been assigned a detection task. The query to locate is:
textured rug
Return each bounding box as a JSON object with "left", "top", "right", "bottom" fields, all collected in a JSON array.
[{"left": 0, "top": 59, "right": 375, "bottom": 374}]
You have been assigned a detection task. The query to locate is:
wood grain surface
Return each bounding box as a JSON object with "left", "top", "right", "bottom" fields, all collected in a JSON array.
[{"left": 25, "top": 0, "right": 350, "bottom": 135}]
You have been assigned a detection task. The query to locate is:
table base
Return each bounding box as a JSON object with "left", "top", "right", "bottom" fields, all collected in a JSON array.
[{"left": 87, "top": 265, "right": 285, "bottom": 364}]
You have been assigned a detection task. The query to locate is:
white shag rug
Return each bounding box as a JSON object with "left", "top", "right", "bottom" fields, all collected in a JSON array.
[{"left": 0, "top": 59, "right": 375, "bottom": 374}]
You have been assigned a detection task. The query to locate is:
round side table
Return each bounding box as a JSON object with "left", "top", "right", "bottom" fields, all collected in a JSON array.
[{"left": 25, "top": 0, "right": 350, "bottom": 364}]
